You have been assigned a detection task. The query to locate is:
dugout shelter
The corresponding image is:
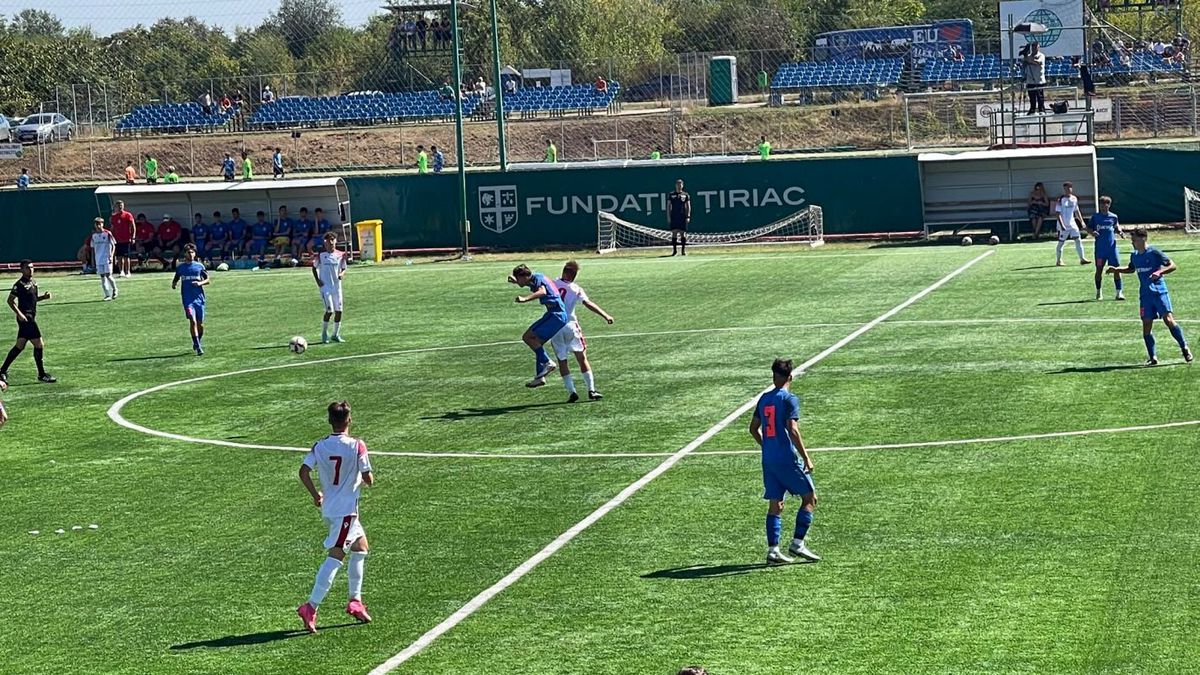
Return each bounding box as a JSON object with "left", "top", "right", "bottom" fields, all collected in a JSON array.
[
  {"left": 918, "top": 145, "right": 1097, "bottom": 241},
  {"left": 94, "top": 177, "right": 354, "bottom": 250}
]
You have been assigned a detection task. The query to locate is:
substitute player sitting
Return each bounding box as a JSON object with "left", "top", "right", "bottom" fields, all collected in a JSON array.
[
  {"left": 749, "top": 358, "right": 819, "bottom": 565},
  {"left": 548, "top": 260, "right": 614, "bottom": 401},
  {"left": 297, "top": 400, "right": 374, "bottom": 633},
  {"left": 1107, "top": 228, "right": 1193, "bottom": 365},
  {"left": 312, "top": 233, "right": 347, "bottom": 344},
  {"left": 509, "top": 264, "right": 569, "bottom": 388},
  {"left": 171, "top": 244, "right": 210, "bottom": 356},
  {"left": 1088, "top": 195, "right": 1124, "bottom": 301},
  {"left": 1054, "top": 182, "right": 1090, "bottom": 267}
]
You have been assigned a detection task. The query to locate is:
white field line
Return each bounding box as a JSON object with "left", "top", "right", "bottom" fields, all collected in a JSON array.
[{"left": 366, "top": 250, "right": 994, "bottom": 674}]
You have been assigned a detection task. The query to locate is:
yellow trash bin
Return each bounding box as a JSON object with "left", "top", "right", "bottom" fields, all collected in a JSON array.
[{"left": 355, "top": 219, "right": 384, "bottom": 263}]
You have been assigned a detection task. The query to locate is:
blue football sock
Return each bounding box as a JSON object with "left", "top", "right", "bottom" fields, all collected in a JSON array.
[
  {"left": 192, "top": 335, "right": 201, "bottom": 350},
  {"left": 1114, "top": 276, "right": 1123, "bottom": 293},
  {"left": 1144, "top": 333, "right": 1156, "bottom": 358},
  {"left": 766, "top": 514, "right": 782, "bottom": 548},
  {"left": 534, "top": 347, "right": 549, "bottom": 376},
  {"left": 794, "top": 509, "right": 813, "bottom": 541},
  {"left": 1169, "top": 324, "right": 1188, "bottom": 349}
]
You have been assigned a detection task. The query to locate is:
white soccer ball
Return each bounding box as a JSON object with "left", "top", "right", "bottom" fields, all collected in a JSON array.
[
  {"left": 988, "top": 235, "right": 1000, "bottom": 246},
  {"left": 216, "top": 262, "right": 230, "bottom": 272},
  {"left": 961, "top": 236, "right": 973, "bottom": 246},
  {"left": 289, "top": 336, "right": 308, "bottom": 354}
]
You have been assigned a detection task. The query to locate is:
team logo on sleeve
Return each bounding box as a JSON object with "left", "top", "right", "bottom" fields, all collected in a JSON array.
[{"left": 478, "top": 185, "right": 519, "bottom": 234}]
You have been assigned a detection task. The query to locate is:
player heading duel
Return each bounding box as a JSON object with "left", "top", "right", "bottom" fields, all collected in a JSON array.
[
  {"left": 297, "top": 400, "right": 374, "bottom": 632},
  {"left": 509, "top": 264, "right": 569, "bottom": 388},
  {"left": 750, "top": 358, "right": 819, "bottom": 565},
  {"left": 1107, "top": 228, "right": 1192, "bottom": 365},
  {"left": 548, "top": 260, "right": 614, "bottom": 401}
]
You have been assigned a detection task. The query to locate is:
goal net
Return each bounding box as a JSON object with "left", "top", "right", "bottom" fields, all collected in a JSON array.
[
  {"left": 597, "top": 205, "right": 824, "bottom": 254},
  {"left": 1185, "top": 187, "right": 1200, "bottom": 234}
]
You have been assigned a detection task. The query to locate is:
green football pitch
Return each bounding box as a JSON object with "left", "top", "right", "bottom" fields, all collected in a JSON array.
[{"left": 2, "top": 238, "right": 1198, "bottom": 674}]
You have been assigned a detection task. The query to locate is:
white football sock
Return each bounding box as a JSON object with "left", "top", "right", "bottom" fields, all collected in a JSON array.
[
  {"left": 322, "top": 321, "right": 329, "bottom": 338},
  {"left": 347, "top": 551, "right": 367, "bottom": 600},
  {"left": 582, "top": 370, "right": 595, "bottom": 392},
  {"left": 110, "top": 276, "right": 118, "bottom": 295},
  {"left": 562, "top": 373, "right": 576, "bottom": 394},
  {"left": 1074, "top": 238, "right": 1086, "bottom": 260},
  {"left": 100, "top": 276, "right": 109, "bottom": 297},
  {"left": 308, "top": 557, "right": 342, "bottom": 608},
  {"left": 333, "top": 321, "right": 341, "bottom": 337},
  {"left": 1055, "top": 239, "right": 1066, "bottom": 262}
]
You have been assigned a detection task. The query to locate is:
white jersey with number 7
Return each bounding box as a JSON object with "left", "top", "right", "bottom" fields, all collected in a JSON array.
[{"left": 303, "top": 433, "right": 372, "bottom": 519}]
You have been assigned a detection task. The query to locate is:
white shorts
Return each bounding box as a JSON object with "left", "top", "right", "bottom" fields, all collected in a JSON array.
[
  {"left": 1059, "top": 228, "right": 1081, "bottom": 241},
  {"left": 321, "top": 286, "right": 343, "bottom": 312},
  {"left": 323, "top": 514, "right": 365, "bottom": 550},
  {"left": 550, "top": 320, "right": 586, "bottom": 361},
  {"left": 96, "top": 259, "right": 113, "bottom": 275}
]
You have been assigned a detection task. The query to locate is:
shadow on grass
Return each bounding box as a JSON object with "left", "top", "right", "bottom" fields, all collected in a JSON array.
[
  {"left": 1037, "top": 299, "right": 1096, "bottom": 306},
  {"left": 169, "top": 622, "right": 359, "bottom": 650},
  {"left": 1051, "top": 362, "right": 1184, "bottom": 374},
  {"left": 642, "top": 560, "right": 816, "bottom": 580},
  {"left": 50, "top": 299, "right": 109, "bottom": 306},
  {"left": 1010, "top": 265, "right": 1063, "bottom": 271},
  {"left": 108, "top": 352, "right": 194, "bottom": 363},
  {"left": 421, "top": 401, "right": 570, "bottom": 421}
]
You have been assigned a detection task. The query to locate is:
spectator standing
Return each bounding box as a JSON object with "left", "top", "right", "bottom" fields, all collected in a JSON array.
[
  {"left": 273, "top": 147, "right": 285, "bottom": 180},
  {"left": 164, "top": 166, "right": 181, "bottom": 184},
  {"left": 124, "top": 161, "right": 136, "bottom": 184},
  {"left": 1027, "top": 182, "right": 1051, "bottom": 239},
  {"left": 416, "top": 15, "right": 428, "bottom": 50},
  {"left": 222, "top": 153, "right": 236, "bottom": 181},
  {"left": 650, "top": 146, "right": 662, "bottom": 160},
  {"left": 262, "top": 85, "right": 275, "bottom": 104},
  {"left": 16, "top": 168, "right": 29, "bottom": 191},
  {"left": 432, "top": 145, "right": 445, "bottom": 173},
  {"left": 758, "top": 136, "right": 772, "bottom": 160},
  {"left": 403, "top": 17, "right": 417, "bottom": 50},
  {"left": 416, "top": 145, "right": 429, "bottom": 174},
  {"left": 545, "top": 139, "right": 558, "bottom": 163},
  {"left": 144, "top": 154, "right": 160, "bottom": 184},
  {"left": 241, "top": 151, "right": 254, "bottom": 181},
  {"left": 430, "top": 18, "right": 442, "bottom": 49},
  {"left": 110, "top": 200, "right": 136, "bottom": 278},
  {"left": 199, "top": 91, "right": 213, "bottom": 115},
  {"left": 1022, "top": 41, "right": 1047, "bottom": 115}
]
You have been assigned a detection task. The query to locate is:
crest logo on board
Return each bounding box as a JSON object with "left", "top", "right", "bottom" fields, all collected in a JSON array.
[{"left": 478, "top": 186, "right": 519, "bottom": 234}]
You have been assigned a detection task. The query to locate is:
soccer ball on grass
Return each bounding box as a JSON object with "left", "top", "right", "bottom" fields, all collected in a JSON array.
[
  {"left": 289, "top": 336, "right": 308, "bottom": 354},
  {"left": 961, "top": 236, "right": 973, "bottom": 246},
  {"left": 989, "top": 235, "right": 1001, "bottom": 246}
]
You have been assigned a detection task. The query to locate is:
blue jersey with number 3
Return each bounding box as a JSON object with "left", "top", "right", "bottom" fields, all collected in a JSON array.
[{"left": 755, "top": 388, "right": 800, "bottom": 465}]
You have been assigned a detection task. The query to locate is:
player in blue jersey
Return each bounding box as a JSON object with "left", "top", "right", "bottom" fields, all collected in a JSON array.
[
  {"left": 1108, "top": 228, "right": 1192, "bottom": 365},
  {"left": 749, "top": 358, "right": 819, "bottom": 565},
  {"left": 189, "top": 213, "right": 210, "bottom": 264},
  {"left": 1088, "top": 196, "right": 1125, "bottom": 301},
  {"left": 508, "top": 264, "right": 569, "bottom": 387},
  {"left": 207, "top": 211, "right": 229, "bottom": 262},
  {"left": 171, "top": 244, "right": 211, "bottom": 356}
]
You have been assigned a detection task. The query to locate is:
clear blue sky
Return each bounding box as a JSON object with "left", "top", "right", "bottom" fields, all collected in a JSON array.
[{"left": 20, "top": 0, "right": 385, "bottom": 36}]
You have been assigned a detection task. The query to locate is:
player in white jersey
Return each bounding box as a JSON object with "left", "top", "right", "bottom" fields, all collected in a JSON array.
[
  {"left": 547, "top": 260, "right": 614, "bottom": 402},
  {"left": 312, "top": 232, "right": 347, "bottom": 343},
  {"left": 90, "top": 218, "right": 118, "bottom": 301},
  {"left": 1054, "top": 181, "right": 1090, "bottom": 267},
  {"left": 297, "top": 400, "right": 374, "bottom": 632}
]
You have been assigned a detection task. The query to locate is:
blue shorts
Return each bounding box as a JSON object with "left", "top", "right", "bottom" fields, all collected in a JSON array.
[
  {"left": 184, "top": 299, "right": 206, "bottom": 323},
  {"left": 762, "top": 462, "right": 815, "bottom": 501},
  {"left": 530, "top": 312, "right": 569, "bottom": 342},
  {"left": 1140, "top": 292, "right": 1173, "bottom": 321},
  {"left": 247, "top": 239, "right": 267, "bottom": 256},
  {"left": 1094, "top": 247, "right": 1120, "bottom": 267}
]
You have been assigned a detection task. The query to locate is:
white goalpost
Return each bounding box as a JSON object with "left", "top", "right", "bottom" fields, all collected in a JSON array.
[
  {"left": 597, "top": 205, "right": 825, "bottom": 254},
  {"left": 592, "top": 139, "right": 630, "bottom": 160},
  {"left": 1185, "top": 187, "right": 1200, "bottom": 234},
  {"left": 687, "top": 135, "right": 727, "bottom": 156}
]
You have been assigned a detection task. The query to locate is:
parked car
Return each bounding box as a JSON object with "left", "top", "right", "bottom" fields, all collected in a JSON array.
[
  {"left": 0, "top": 115, "right": 12, "bottom": 142},
  {"left": 13, "top": 113, "right": 73, "bottom": 144}
]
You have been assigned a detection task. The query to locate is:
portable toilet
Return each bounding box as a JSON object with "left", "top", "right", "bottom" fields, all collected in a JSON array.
[{"left": 709, "top": 56, "right": 738, "bottom": 106}]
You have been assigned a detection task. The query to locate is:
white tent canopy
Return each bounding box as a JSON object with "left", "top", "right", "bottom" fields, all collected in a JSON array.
[{"left": 95, "top": 177, "right": 352, "bottom": 242}]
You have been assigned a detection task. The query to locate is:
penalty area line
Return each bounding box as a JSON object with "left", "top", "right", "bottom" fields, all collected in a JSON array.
[{"left": 366, "top": 249, "right": 994, "bottom": 674}]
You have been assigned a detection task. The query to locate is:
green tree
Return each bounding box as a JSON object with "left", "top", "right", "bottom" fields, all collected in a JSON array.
[
  {"left": 10, "top": 8, "right": 64, "bottom": 37},
  {"left": 269, "top": 0, "right": 343, "bottom": 59}
]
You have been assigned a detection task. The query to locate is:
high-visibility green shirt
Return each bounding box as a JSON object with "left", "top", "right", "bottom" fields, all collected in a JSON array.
[
  {"left": 144, "top": 158, "right": 158, "bottom": 179},
  {"left": 758, "top": 141, "right": 771, "bottom": 160},
  {"left": 650, "top": 150, "right": 661, "bottom": 160},
  {"left": 545, "top": 144, "right": 557, "bottom": 163},
  {"left": 242, "top": 158, "right": 253, "bottom": 179},
  {"left": 164, "top": 172, "right": 180, "bottom": 184},
  {"left": 417, "top": 151, "right": 429, "bottom": 174}
]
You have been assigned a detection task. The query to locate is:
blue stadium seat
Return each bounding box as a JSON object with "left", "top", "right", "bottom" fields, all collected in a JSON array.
[{"left": 771, "top": 59, "right": 904, "bottom": 90}]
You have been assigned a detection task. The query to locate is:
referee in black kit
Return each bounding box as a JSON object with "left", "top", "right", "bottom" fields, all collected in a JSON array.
[
  {"left": 0, "top": 259, "right": 56, "bottom": 384},
  {"left": 668, "top": 178, "right": 691, "bottom": 256}
]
